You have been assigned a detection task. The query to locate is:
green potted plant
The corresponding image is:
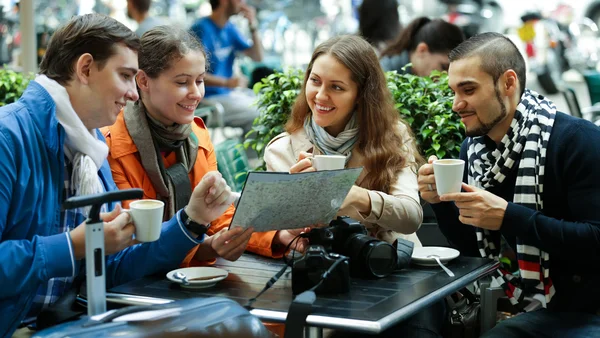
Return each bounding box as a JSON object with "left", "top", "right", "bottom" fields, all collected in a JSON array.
[
  {"left": 244, "top": 69, "right": 304, "bottom": 170},
  {"left": 245, "top": 68, "right": 464, "bottom": 169},
  {"left": 0, "top": 69, "right": 33, "bottom": 106},
  {"left": 386, "top": 69, "right": 464, "bottom": 159}
]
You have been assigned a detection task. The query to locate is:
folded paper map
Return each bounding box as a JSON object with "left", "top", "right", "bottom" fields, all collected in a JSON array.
[{"left": 230, "top": 168, "right": 363, "bottom": 232}]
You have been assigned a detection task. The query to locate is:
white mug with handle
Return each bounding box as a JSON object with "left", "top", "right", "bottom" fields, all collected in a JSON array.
[
  {"left": 433, "top": 159, "right": 465, "bottom": 196},
  {"left": 312, "top": 155, "right": 346, "bottom": 171},
  {"left": 123, "top": 199, "right": 164, "bottom": 242}
]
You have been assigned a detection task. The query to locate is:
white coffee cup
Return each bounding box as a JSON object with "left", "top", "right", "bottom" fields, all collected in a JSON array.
[
  {"left": 124, "top": 200, "right": 164, "bottom": 242},
  {"left": 433, "top": 159, "right": 465, "bottom": 196},
  {"left": 312, "top": 155, "right": 346, "bottom": 171}
]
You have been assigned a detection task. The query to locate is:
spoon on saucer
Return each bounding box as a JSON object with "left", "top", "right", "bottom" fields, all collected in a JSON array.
[
  {"left": 428, "top": 254, "right": 455, "bottom": 277},
  {"left": 173, "top": 271, "right": 228, "bottom": 284},
  {"left": 173, "top": 271, "right": 190, "bottom": 285}
]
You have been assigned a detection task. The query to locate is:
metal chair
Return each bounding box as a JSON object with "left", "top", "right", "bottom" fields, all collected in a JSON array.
[
  {"left": 562, "top": 87, "right": 583, "bottom": 118},
  {"left": 194, "top": 102, "right": 226, "bottom": 141}
]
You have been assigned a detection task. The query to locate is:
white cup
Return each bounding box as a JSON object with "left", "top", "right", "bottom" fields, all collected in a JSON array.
[
  {"left": 124, "top": 200, "right": 164, "bottom": 242},
  {"left": 312, "top": 155, "right": 346, "bottom": 171},
  {"left": 433, "top": 159, "right": 465, "bottom": 196}
]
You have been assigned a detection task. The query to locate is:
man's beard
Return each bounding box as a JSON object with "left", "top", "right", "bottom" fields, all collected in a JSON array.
[{"left": 465, "top": 86, "right": 508, "bottom": 137}]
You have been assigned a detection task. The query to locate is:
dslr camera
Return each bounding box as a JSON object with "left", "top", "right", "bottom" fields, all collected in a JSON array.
[
  {"left": 308, "top": 217, "right": 398, "bottom": 279},
  {"left": 291, "top": 245, "right": 350, "bottom": 295}
]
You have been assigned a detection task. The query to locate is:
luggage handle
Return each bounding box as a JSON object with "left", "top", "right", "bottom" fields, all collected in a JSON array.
[{"left": 83, "top": 303, "right": 176, "bottom": 327}]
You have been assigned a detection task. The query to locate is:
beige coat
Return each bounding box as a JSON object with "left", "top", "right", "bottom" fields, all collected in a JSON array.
[{"left": 264, "top": 127, "right": 423, "bottom": 247}]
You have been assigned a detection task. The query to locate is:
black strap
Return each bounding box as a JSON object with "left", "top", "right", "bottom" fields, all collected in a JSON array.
[
  {"left": 165, "top": 162, "right": 192, "bottom": 211},
  {"left": 283, "top": 291, "right": 316, "bottom": 338}
]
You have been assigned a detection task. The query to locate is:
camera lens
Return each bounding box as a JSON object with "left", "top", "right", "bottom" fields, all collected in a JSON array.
[{"left": 346, "top": 234, "right": 397, "bottom": 278}]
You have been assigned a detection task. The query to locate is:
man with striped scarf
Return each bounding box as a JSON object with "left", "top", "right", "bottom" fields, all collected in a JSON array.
[{"left": 418, "top": 32, "right": 600, "bottom": 337}]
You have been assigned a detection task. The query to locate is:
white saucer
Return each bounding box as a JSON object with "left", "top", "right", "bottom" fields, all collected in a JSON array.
[
  {"left": 411, "top": 247, "right": 460, "bottom": 267},
  {"left": 166, "top": 267, "right": 228, "bottom": 289}
]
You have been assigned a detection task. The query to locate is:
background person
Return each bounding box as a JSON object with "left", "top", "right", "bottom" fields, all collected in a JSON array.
[
  {"left": 380, "top": 17, "right": 465, "bottom": 77},
  {"left": 357, "top": 0, "right": 402, "bottom": 54},
  {"left": 189, "top": 0, "right": 263, "bottom": 134},
  {"left": 126, "top": 0, "right": 167, "bottom": 37}
]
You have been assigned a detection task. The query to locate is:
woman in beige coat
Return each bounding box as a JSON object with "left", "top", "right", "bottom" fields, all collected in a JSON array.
[{"left": 263, "top": 35, "right": 424, "bottom": 253}]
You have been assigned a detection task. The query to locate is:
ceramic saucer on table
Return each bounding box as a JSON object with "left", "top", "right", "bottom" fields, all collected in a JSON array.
[
  {"left": 166, "top": 267, "right": 228, "bottom": 289},
  {"left": 411, "top": 246, "right": 460, "bottom": 267}
]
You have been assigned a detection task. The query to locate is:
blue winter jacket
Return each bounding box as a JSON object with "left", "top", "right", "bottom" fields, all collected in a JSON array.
[{"left": 0, "top": 81, "right": 202, "bottom": 336}]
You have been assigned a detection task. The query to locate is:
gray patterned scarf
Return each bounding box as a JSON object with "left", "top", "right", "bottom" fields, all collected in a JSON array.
[
  {"left": 303, "top": 113, "right": 359, "bottom": 163},
  {"left": 124, "top": 102, "right": 198, "bottom": 219}
]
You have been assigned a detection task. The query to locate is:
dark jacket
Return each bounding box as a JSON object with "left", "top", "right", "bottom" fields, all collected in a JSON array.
[{"left": 432, "top": 112, "right": 600, "bottom": 313}]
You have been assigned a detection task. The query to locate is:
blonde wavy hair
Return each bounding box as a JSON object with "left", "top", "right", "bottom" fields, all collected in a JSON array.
[{"left": 286, "top": 35, "right": 423, "bottom": 193}]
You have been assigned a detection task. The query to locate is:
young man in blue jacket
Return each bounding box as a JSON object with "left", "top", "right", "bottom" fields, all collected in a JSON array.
[
  {"left": 418, "top": 32, "right": 600, "bottom": 336},
  {"left": 0, "top": 14, "right": 251, "bottom": 336}
]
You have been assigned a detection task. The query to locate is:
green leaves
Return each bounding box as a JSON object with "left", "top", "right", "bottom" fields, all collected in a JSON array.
[
  {"left": 386, "top": 69, "right": 464, "bottom": 159},
  {"left": 246, "top": 66, "right": 465, "bottom": 170},
  {"left": 245, "top": 69, "right": 304, "bottom": 170},
  {"left": 0, "top": 69, "right": 33, "bottom": 107}
]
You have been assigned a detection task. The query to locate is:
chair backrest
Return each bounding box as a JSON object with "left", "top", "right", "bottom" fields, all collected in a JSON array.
[
  {"left": 214, "top": 139, "right": 250, "bottom": 192},
  {"left": 562, "top": 87, "right": 582, "bottom": 118},
  {"left": 194, "top": 106, "right": 212, "bottom": 126},
  {"left": 583, "top": 71, "right": 600, "bottom": 106}
]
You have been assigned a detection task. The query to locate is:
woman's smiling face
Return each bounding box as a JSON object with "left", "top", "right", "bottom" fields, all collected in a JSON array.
[{"left": 305, "top": 53, "right": 359, "bottom": 136}]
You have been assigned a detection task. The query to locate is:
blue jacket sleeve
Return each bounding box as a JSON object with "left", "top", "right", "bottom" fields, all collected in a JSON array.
[
  {"left": 500, "top": 119, "right": 600, "bottom": 260},
  {"left": 431, "top": 140, "right": 481, "bottom": 256},
  {"left": 104, "top": 210, "right": 203, "bottom": 288},
  {"left": 0, "top": 130, "right": 75, "bottom": 299}
]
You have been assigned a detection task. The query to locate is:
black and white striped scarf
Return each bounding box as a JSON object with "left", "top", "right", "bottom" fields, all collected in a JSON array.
[
  {"left": 303, "top": 113, "right": 359, "bottom": 163},
  {"left": 467, "top": 89, "right": 556, "bottom": 308}
]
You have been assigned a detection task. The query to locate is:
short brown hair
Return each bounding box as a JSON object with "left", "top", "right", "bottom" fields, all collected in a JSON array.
[
  {"left": 449, "top": 32, "right": 526, "bottom": 97},
  {"left": 39, "top": 13, "right": 140, "bottom": 85}
]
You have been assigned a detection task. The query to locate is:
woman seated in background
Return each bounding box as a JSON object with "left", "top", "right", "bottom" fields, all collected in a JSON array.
[
  {"left": 263, "top": 34, "right": 424, "bottom": 255},
  {"left": 380, "top": 17, "right": 465, "bottom": 77},
  {"left": 102, "top": 26, "right": 255, "bottom": 265}
]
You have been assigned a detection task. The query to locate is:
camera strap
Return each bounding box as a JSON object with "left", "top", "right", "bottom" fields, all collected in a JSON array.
[
  {"left": 244, "top": 263, "right": 290, "bottom": 309},
  {"left": 244, "top": 235, "right": 305, "bottom": 309}
]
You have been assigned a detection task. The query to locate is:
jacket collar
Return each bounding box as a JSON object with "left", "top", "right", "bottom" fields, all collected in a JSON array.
[
  {"left": 106, "top": 113, "right": 210, "bottom": 159},
  {"left": 21, "top": 81, "right": 61, "bottom": 154}
]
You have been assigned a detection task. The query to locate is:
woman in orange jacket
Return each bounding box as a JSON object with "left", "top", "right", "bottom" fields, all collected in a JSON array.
[{"left": 102, "top": 26, "right": 279, "bottom": 266}]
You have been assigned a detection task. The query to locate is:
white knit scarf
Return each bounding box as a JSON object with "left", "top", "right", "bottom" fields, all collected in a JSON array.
[{"left": 36, "top": 75, "right": 107, "bottom": 216}]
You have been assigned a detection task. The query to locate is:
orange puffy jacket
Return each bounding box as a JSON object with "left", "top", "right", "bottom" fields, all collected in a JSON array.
[{"left": 101, "top": 113, "right": 281, "bottom": 266}]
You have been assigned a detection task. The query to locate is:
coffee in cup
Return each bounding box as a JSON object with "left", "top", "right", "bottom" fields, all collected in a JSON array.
[
  {"left": 312, "top": 155, "right": 346, "bottom": 171},
  {"left": 124, "top": 199, "right": 164, "bottom": 242},
  {"left": 433, "top": 159, "right": 465, "bottom": 195}
]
